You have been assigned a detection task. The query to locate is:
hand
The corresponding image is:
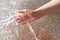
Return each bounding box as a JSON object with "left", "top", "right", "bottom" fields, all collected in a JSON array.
[{"left": 13, "top": 9, "right": 42, "bottom": 24}]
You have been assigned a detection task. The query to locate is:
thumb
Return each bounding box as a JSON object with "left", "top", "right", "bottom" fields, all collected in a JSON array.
[
  {"left": 16, "top": 9, "right": 27, "bottom": 13},
  {"left": 16, "top": 9, "right": 27, "bottom": 14},
  {"left": 16, "top": 10, "right": 24, "bottom": 14}
]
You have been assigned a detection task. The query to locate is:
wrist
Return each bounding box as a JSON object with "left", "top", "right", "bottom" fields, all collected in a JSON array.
[
  {"left": 35, "top": 8, "right": 49, "bottom": 16},
  {"left": 31, "top": 10, "right": 43, "bottom": 19},
  {"left": 34, "top": 9, "right": 46, "bottom": 17}
]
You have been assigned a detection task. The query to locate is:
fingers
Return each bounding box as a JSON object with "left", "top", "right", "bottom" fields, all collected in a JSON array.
[
  {"left": 20, "top": 18, "right": 36, "bottom": 24},
  {"left": 13, "top": 15, "right": 35, "bottom": 24},
  {"left": 16, "top": 10, "right": 24, "bottom": 13},
  {"left": 13, "top": 14, "right": 24, "bottom": 22},
  {"left": 16, "top": 9, "right": 28, "bottom": 14},
  {"left": 14, "top": 9, "right": 35, "bottom": 24}
]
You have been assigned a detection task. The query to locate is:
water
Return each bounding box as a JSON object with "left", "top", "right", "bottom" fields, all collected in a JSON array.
[
  {"left": 0, "top": 16, "right": 19, "bottom": 40},
  {"left": 0, "top": 0, "right": 41, "bottom": 40},
  {"left": 27, "top": 23, "right": 39, "bottom": 40},
  {"left": 0, "top": 13, "right": 39, "bottom": 40},
  {"left": 0, "top": 15, "right": 16, "bottom": 29},
  {"left": 1, "top": 0, "right": 60, "bottom": 40}
]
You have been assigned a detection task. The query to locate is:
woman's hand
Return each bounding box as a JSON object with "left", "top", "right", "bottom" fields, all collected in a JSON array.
[{"left": 13, "top": 9, "right": 43, "bottom": 24}]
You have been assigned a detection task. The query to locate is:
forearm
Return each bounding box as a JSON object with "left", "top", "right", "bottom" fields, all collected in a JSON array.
[{"left": 35, "top": 0, "right": 60, "bottom": 16}]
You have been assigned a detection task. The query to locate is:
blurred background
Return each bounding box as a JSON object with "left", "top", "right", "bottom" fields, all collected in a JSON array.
[{"left": 0, "top": 0, "right": 60, "bottom": 40}]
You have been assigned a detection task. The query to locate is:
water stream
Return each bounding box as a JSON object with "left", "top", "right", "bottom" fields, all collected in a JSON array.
[
  {"left": 0, "top": 14, "right": 38, "bottom": 40},
  {"left": 1, "top": 0, "right": 59, "bottom": 40}
]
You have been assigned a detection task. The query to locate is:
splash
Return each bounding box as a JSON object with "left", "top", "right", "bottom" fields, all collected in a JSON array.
[
  {"left": 0, "top": 15, "right": 17, "bottom": 30},
  {"left": 0, "top": 14, "right": 39, "bottom": 40},
  {"left": 27, "top": 23, "right": 39, "bottom": 40}
]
